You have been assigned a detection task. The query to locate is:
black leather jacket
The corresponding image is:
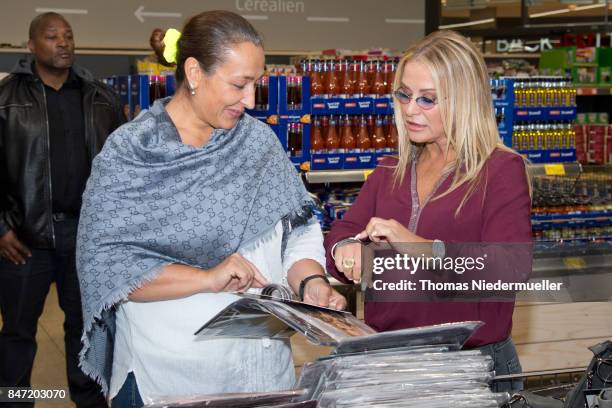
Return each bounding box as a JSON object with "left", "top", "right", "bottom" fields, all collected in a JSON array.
[{"left": 0, "top": 58, "right": 125, "bottom": 248}]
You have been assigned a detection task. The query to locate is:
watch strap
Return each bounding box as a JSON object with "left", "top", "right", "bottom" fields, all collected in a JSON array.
[{"left": 298, "top": 274, "right": 330, "bottom": 301}]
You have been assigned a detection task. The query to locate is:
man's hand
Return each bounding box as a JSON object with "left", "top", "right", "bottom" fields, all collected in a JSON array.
[{"left": 0, "top": 230, "right": 31, "bottom": 265}]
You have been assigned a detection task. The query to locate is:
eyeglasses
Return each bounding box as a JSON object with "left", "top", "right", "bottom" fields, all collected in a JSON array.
[{"left": 393, "top": 89, "right": 438, "bottom": 110}]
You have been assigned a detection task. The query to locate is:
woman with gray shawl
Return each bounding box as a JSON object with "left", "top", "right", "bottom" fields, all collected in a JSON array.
[{"left": 76, "top": 11, "right": 346, "bottom": 407}]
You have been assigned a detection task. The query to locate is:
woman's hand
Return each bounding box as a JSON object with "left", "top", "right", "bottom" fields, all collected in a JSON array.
[
  {"left": 357, "top": 217, "right": 426, "bottom": 243},
  {"left": 302, "top": 278, "right": 347, "bottom": 310},
  {"left": 208, "top": 253, "right": 269, "bottom": 293},
  {"left": 333, "top": 242, "right": 362, "bottom": 283}
]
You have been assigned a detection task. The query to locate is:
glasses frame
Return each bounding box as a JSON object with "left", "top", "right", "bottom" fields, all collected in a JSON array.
[{"left": 393, "top": 89, "right": 438, "bottom": 110}]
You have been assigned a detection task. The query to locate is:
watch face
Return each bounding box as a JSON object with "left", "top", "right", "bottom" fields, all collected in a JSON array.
[{"left": 433, "top": 240, "right": 445, "bottom": 259}]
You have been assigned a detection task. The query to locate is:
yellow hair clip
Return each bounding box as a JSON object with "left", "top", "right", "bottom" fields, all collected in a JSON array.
[{"left": 162, "top": 28, "right": 181, "bottom": 64}]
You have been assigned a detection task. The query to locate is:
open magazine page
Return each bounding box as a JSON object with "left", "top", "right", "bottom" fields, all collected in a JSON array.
[
  {"left": 191, "top": 298, "right": 294, "bottom": 339},
  {"left": 195, "top": 290, "right": 375, "bottom": 347},
  {"left": 253, "top": 296, "right": 375, "bottom": 343}
]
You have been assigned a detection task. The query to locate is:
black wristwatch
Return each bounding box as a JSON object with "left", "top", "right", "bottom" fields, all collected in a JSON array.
[{"left": 298, "top": 274, "right": 330, "bottom": 301}]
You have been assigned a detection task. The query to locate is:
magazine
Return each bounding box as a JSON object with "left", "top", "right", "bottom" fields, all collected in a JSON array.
[
  {"left": 195, "top": 289, "right": 375, "bottom": 346},
  {"left": 195, "top": 284, "right": 482, "bottom": 352},
  {"left": 144, "top": 389, "right": 312, "bottom": 407}
]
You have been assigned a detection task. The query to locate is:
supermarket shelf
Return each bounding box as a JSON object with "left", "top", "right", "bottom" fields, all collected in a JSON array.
[
  {"left": 519, "top": 149, "right": 577, "bottom": 164},
  {"left": 527, "top": 162, "right": 582, "bottom": 176},
  {"left": 576, "top": 86, "right": 612, "bottom": 96},
  {"left": 483, "top": 53, "right": 540, "bottom": 59},
  {"left": 532, "top": 211, "right": 611, "bottom": 222},
  {"left": 305, "top": 162, "right": 584, "bottom": 183},
  {"left": 305, "top": 169, "right": 371, "bottom": 184},
  {"left": 514, "top": 106, "right": 577, "bottom": 121},
  {"left": 532, "top": 252, "right": 612, "bottom": 275}
]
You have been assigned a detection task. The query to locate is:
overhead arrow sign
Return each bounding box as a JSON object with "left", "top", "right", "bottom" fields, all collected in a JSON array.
[{"left": 134, "top": 6, "right": 182, "bottom": 23}]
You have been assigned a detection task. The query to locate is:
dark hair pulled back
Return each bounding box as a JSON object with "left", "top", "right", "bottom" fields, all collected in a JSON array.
[{"left": 174, "top": 10, "right": 263, "bottom": 85}]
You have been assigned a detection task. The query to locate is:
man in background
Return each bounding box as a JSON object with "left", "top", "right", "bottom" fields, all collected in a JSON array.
[{"left": 0, "top": 12, "right": 124, "bottom": 407}]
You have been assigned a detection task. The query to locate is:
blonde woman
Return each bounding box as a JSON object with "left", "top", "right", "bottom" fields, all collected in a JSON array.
[{"left": 324, "top": 30, "right": 531, "bottom": 392}]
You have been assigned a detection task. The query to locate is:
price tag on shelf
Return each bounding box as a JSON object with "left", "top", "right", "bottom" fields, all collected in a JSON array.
[
  {"left": 543, "top": 164, "right": 566, "bottom": 176},
  {"left": 363, "top": 169, "right": 374, "bottom": 180},
  {"left": 563, "top": 257, "right": 586, "bottom": 269}
]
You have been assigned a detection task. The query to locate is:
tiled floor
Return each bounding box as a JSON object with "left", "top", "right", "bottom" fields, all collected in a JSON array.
[{"left": 2, "top": 283, "right": 77, "bottom": 407}]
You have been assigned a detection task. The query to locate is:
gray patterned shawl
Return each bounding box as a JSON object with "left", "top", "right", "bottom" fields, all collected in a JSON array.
[{"left": 76, "top": 98, "right": 312, "bottom": 394}]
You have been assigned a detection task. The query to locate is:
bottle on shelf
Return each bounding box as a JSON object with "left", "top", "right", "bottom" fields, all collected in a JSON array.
[
  {"left": 325, "top": 115, "right": 340, "bottom": 150},
  {"left": 496, "top": 107, "right": 505, "bottom": 126},
  {"left": 490, "top": 79, "right": 498, "bottom": 101},
  {"left": 287, "top": 123, "right": 303, "bottom": 157},
  {"left": 551, "top": 121, "right": 562, "bottom": 149},
  {"left": 324, "top": 59, "right": 340, "bottom": 96},
  {"left": 534, "top": 122, "right": 544, "bottom": 150},
  {"left": 148, "top": 75, "right": 166, "bottom": 105},
  {"left": 387, "top": 115, "right": 399, "bottom": 150},
  {"left": 511, "top": 122, "right": 521, "bottom": 150},
  {"left": 551, "top": 79, "right": 561, "bottom": 107},
  {"left": 310, "top": 60, "right": 324, "bottom": 96},
  {"left": 383, "top": 60, "right": 395, "bottom": 95},
  {"left": 366, "top": 114, "right": 375, "bottom": 137},
  {"left": 339, "top": 59, "right": 354, "bottom": 97},
  {"left": 340, "top": 114, "right": 356, "bottom": 150},
  {"left": 298, "top": 59, "right": 309, "bottom": 76},
  {"left": 310, "top": 115, "right": 325, "bottom": 152},
  {"left": 535, "top": 79, "right": 545, "bottom": 107},
  {"left": 321, "top": 115, "right": 330, "bottom": 137},
  {"left": 356, "top": 115, "right": 372, "bottom": 150},
  {"left": 542, "top": 78, "right": 553, "bottom": 107},
  {"left": 372, "top": 60, "right": 386, "bottom": 96},
  {"left": 568, "top": 80, "right": 577, "bottom": 107},
  {"left": 372, "top": 115, "right": 387, "bottom": 149},
  {"left": 514, "top": 79, "right": 525, "bottom": 108},
  {"left": 527, "top": 79, "right": 537, "bottom": 107},
  {"left": 255, "top": 76, "right": 269, "bottom": 110},
  {"left": 287, "top": 76, "right": 302, "bottom": 110},
  {"left": 355, "top": 60, "right": 370, "bottom": 97},
  {"left": 496, "top": 79, "right": 506, "bottom": 100},
  {"left": 560, "top": 78, "right": 570, "bottom": 107}
]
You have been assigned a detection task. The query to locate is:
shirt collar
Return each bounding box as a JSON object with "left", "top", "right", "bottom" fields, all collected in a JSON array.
[{"left": 33, "top": 64, "right": 81, "bottom": 90}]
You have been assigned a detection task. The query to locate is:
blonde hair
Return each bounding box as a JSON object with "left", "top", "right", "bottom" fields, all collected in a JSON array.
[{"left": 392, "top": 30, "right": 529, "bottom": 214}]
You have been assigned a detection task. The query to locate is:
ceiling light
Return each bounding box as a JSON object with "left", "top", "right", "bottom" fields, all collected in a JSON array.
[
  {"left": 439, "top": 17, "right": 495, "bottom": 29},
  {"left": 529, "top": 2, "right": 605, "bottom": 18}
]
